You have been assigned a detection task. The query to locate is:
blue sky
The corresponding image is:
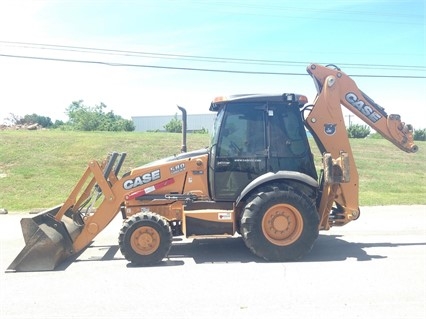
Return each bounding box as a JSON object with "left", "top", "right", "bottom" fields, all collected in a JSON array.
[{"left": 0, "top": 0, "right": 425, "bottom": 128}]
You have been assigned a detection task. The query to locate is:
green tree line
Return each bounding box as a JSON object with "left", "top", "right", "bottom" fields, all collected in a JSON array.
[
  {"left": 6, "top": 104, "right": 426, "bottom": 140},
  {"left": 347, "top": 124, "right": 425, "bottom": 141},
  {"left": 7, "top": 100, "right": 135, "bottom": 132}
]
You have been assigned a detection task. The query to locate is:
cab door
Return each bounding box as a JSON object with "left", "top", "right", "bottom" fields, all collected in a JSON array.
[
  {"left": 211, "top": 102, "right": 267, "bottom": 201},
  {"left": 267, "top": 102, "right": 318, "bottom": 179}
]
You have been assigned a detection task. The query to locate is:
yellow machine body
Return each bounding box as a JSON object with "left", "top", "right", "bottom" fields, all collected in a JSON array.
[{"left": 7, "top": 64, "right": 417, "bottom": 271}]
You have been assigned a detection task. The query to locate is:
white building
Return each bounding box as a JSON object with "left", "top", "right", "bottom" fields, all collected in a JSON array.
[{"left": 131, "top": 113, "right": 216, "bottom": 132}]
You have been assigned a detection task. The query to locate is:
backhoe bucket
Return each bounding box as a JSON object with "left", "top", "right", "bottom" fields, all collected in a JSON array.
[{"left": 7, "top": 205, "right": 83, "bottom": 272}]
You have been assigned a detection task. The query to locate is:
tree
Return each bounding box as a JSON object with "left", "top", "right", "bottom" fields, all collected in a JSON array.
[
  {"left": 22, "top": 114, "right": 53, "bottom": 128},
  {"left": 5, "top": 113, "right": 22, "bottom": 125},
  {"left": 347, "top": 124, "right": 370, "bottom": 138},
  {"left": 5, "top": 113, "right": 53, "bottom": 128},
  {"left": 164, "top": 114, "right": 182, "bottom": 133},
  {"left": 52, "top": 119, "right": 65, "bottom": 128},
  {"left": 65, "top": 100, "right": 135, "bottom": 131},
  {"left": 413, "top": 128, "right": 426, "bottom": 141}
]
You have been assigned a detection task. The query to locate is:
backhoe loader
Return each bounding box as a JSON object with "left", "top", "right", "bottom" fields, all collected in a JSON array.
[{"left": 7, "top": 63, "right": 417, "bottom": 272}]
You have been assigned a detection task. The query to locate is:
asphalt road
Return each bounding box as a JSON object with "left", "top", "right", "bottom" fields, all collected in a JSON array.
[{"left": 1, "top": 205, "right": 425, "bottom": 319}]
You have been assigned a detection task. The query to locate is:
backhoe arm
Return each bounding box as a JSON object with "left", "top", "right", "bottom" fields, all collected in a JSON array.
[
  {"left": 304, "top": 64, "right": 417, "bottom": 230},
  {"left": 308, "top": 64, "right": 417, "bottom": 153}
]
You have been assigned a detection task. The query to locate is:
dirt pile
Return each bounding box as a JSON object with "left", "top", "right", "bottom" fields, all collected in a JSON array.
[{"left": 0, "top": 123, "right": 42, "bottom": 130}]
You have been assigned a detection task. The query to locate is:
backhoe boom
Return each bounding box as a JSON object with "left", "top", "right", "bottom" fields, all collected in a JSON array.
[{"left": 305, "top": 64, "right": 417, "bottom": 230}]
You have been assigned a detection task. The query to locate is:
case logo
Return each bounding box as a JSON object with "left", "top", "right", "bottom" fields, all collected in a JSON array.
[
  {"left": 345, "top": 92, "right": 382, "bottom": 123},
  {"left": 123, "top": 169, "right": 161, "bottom": 190}
]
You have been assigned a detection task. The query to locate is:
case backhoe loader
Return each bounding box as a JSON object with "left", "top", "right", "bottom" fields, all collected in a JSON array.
[{"left": 7, "top": 64, "right": 417, "bottom": 272}]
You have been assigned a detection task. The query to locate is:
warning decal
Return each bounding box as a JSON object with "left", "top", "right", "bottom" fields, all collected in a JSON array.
[{"left": 218, "top": 212, "right": 232, "bottom": 220}]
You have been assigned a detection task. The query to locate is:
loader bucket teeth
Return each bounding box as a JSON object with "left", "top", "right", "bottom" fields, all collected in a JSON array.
[{"left": 7, "top": 207, "right": 83, "bottom": 272}]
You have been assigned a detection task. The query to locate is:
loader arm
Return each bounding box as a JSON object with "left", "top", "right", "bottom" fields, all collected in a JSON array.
[
  {"left": 304, "top": 64, "right": 417, "bottom": 230},
  {"left": 7, "top": 152, "right": 127, "bottom": 271}
]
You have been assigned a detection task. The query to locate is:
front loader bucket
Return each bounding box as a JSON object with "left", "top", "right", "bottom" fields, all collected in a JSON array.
[{"left": 7, "top": 205, "right": 83, "bottom": 272}]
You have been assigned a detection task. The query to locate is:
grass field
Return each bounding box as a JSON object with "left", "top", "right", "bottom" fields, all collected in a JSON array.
[{"left": 0, "top": 130, "right": 424, "bottom": 211}]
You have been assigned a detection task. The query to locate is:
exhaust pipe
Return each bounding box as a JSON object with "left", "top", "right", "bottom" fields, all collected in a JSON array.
[{"left": 177, "top": 105, "right": 187, "bottom": 153}]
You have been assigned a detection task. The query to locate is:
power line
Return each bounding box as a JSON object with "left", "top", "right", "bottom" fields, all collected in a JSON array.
[
  {"left": 0, "top": 40, "right": 309, "bottom": 67},
  {"left": 0, "top": 41, "right": 425, "bottom": 72},
  {"left": 1, "top": 53, "right": 425, "bottom": 79},
  {"left": 0, "top": 53, "right": 307, "bottom": 76}
]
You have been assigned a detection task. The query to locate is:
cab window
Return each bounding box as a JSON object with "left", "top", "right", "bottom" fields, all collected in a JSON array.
[{"left": 217, "top": 103, "right": 265, "bottom": 157}]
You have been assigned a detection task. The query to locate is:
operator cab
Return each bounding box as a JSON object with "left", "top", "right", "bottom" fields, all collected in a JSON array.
[{"left": 209, "top": 93, "right": 317, "bottom": 201}]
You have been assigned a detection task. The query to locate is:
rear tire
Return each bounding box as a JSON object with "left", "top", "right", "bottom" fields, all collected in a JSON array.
[
  {"left": 119, "top": 212, "right": 172, "bottom": 266},
  {"left": 240, "top": 186, "right": 319, "bottom": 262}
]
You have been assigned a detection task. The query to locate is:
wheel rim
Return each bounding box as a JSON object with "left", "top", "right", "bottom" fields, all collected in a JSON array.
[
  {"left": 261, "top": 203, "right": 304, "bottom": 246},
  {"left": 130, "top": 226, "right": 160, "bottom": 255}
]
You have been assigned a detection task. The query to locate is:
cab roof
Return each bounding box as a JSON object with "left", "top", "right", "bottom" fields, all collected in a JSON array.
[{"left": 209, "top": 93, "right": 308, "bottom": 112}]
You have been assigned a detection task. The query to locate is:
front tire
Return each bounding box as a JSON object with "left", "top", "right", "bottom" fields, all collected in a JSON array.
[
  {"left": 240, "top": 186, "right": 319, "bottom": 262},
  {"left": 119, "top": 212, "right": 172, "bottom": 266}
]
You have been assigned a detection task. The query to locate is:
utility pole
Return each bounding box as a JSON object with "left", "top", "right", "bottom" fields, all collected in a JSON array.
[{"left": 345, "top": 114, "right": 354, "bottom": 127}]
